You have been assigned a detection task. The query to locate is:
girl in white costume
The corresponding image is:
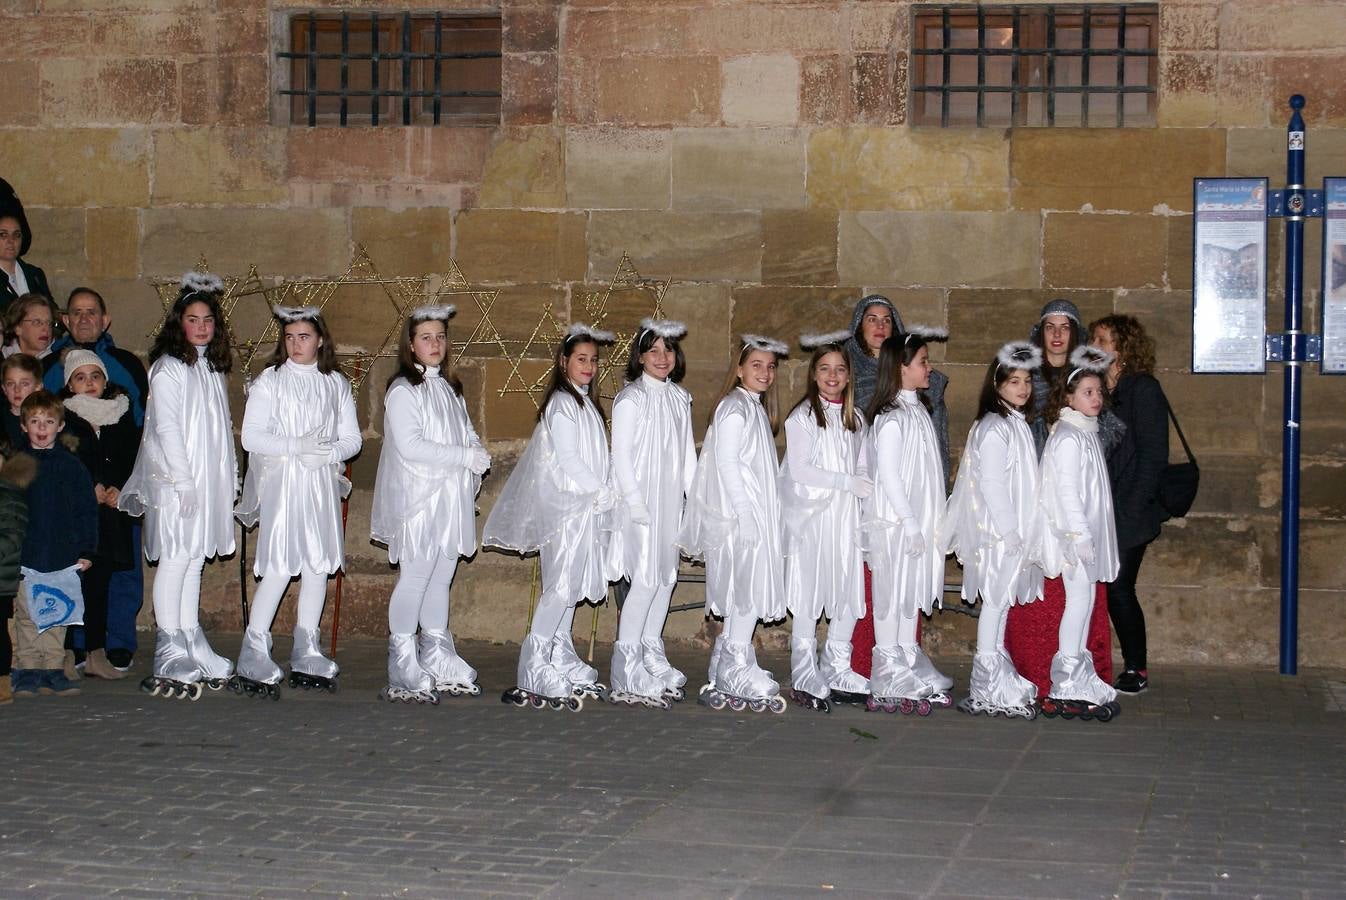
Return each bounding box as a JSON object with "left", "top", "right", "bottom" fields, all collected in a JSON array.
[
  {"left": 607, "top": 318, "right": 696, "bottom": 708},
  {"left": 485, "top": 324, "right": 615, "bottom": 711},
  {"left": 941, "top": 341, "right": 1044, "bottom": 720},
  {"left": 1031, "top": 346, "right": 1122, "bottom": 721},
  {"left": 371, "top": 306, "right": 490, "bottom": 705},
  {"left": 231, "top": 307, "right": 362, "bottom": 698},
  {"left": 119, "top": 273, "right": 239, "bottom": 699},
  {"left": 862, "top": 331, "right": 952, "bottom": 715},
  {"left": 781, "top": 331, "right": 872, "bottom": 712},
  {"left": 679, "top": 336, "right": 788, "bottom": 714}
]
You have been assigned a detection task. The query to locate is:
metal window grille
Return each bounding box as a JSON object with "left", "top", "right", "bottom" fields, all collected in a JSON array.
[
  {"left": 911, "top": 4, "right": 1158, "bottom": 128},
  {"left": 279, "top": 12, "right": 502, "bottom": 127}
]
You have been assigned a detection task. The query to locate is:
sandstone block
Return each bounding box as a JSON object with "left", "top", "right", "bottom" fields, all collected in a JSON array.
[
  {"left": 587, "top": 211, "right": 762, "bottom": 283},
  {"left": 942, "top": 361, "right": 983, "bottom": 452},
  {"left": 180, "top": 56, "right": 269, "bottom": 127},
  {"left": 1222, "top": 2, "right": 1346, "bottom": 52},
  {"left": 287, "top": 128, "right": 406, "bottom": 182},
  {"left": 477, "top": 127, "right": 564, "bottom": 208},
  {"left": 1181, "top": 455, "right": 1263, "bottom": 517},
  {"left": 481, "top": 357, "right": 552, "bottom": 440},
  {"left": 1114, "top": 289, "right": 1193, "bottom": 373},
  {"left": 214, "top": 8, "right": 269, "bottom": 56},
  {"left": 503, "top": 52, "right": 558, "bottom": 126},
  {"left": 851, "top": 53, "right": 900, "bottom": 126},
  {"left": 1216, "top": 56, "right": 1269, "bottom": 128},
  {"left": 504, "top": 5, "right": 559, "bottom": 53},
  {"left": 444, "top": 284, "right": 569, "bottom": 362},
  {"left": 40, "top": 58, "right": 177, "bottom": 125},
  {"left": 721, "top": 55, "right": 800, "bottom": 126},
  {"left": 686, "top": 5, "right": 842, "bottom": 54},
  {"left": 1227, "top": 128, "right": 1346, "bottom": 185},
  {"left": 1299, "top": 461, "right": 1346, "bottom": 519},
  {"left": 800, "top": 55, "right": 847, "bottom": 126},
  {"left": 593, "top": 56, "right": 719, "bottom": 126},
  {"left": 1269, "top": 56, "right": 1346, "bottom": 128},
  {"left": 141, "top": 208, "right": 350, "bottom": 277},
  {"left": 0, "top": 128, "right": 150, "bottom": 207},
  {"left": 1010, "top": 129, "right": 1226, "bottom": 212},
  {"left": 762, "top": 209, "right": 838, "bottom": 286},
  {"left": 1301, "top": 590, "right": 1346, "bottom": 668},
  {"left": 43, "top": 0, "right": 207, "bottom": 9},
  {"left": 851, "top": 286, "right": 949, "bottom": 360},
  {"left": 23, "top": 207, "right": 85, "bottom": 284},
  {"left": 839, "top": 211, "right": 1039, "bottom": 289},
  {"left": 671, "top": 129, "right": 806, "bottom": 210},
  {"left": 1274, "top": 371, "right": 1346, "bottom": 459},
  {"left": 454, "top": 210, "right": 586, "bottom": 282},
  {"left": 563, "top": 8, "right": 691, "bottom": 55},
  {"left": 1166, "top": 214, "right": 1194, "bottom": 293},
  {"left": 85, "top": 208, "right": 140, "bottom": 281},
  {"left": 730, "top": 286, "right": 859, "bottom": 349},
  {"left": 945, "top": 289, "right": 1113, "bottom": 365},
  {"left": 0, "top": 61, "right": 39, "bottom": 124},
  {"left": 1158, "top": 53, "right": 1218, "bottom": 128},
  {"left": 1160, "top": 3, "right": 1219, "bottom": 51},
  {"left": 849, "top": 2, "right": 900, "bottom": 52},
  {"left": 565, "top": 128, "right": 670, "bottom": 210},
  {"left": 6, "top": 14, "right": 90, "bottom": 57},
  {"left": 808, "top": 127, "right": 1010, "bottom": 211},
  {"left": 1044, "top": 214, "right": 1167, "bottom": 290},
  {"left": 1145, "top": 517, "right": 1266, "bottom": 588},
  {"left": 408, "top": 127, "right": 494, "bottom": 183},
  {"left": 1160, "top": 371, "right": 1263, "bottom": 456},
  {"left": 1270, "top": 520, "right": 1346, "bottom": 592},
  {"left": 351, "top": 207, "right": 454, "bottom": 277},
  {"left": 91, "top": 12, "right": 209, "bottom": 56},
  {"left": 661, "top": 282, "right": 733, "bottom": 368},
  {"left": 153, "top": 127, "right": 287, "bottom": 205}
]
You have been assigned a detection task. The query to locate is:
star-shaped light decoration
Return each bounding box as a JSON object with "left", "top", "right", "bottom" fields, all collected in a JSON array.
[{"left": 147, "top": 257, "right": 271, "bottom": 341}]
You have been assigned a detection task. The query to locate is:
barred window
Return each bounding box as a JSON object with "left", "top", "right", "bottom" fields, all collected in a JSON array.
[
  {"left": 279, "top": 12, "right": 502, "bottom": 126},
  {"left": 911, "top": 4, "right": 1158, "bottom": 128}
]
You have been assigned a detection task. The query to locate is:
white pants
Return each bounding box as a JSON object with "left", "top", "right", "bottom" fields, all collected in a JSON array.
[
  {"left": 616, "top": 574, "right": 676, "bottom": 644},
  {"left": 152, "top": 557, "right": 205, "bottom": 631},
  {"left": 248, "top": 569, "right": 328, "bottom": 633},
  {"left": 388, "top": 555, "right": 459, "bottom": 635}
]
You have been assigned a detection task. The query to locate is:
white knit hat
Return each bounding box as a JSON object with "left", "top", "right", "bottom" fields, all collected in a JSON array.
[{"left": 62, "top": 348, "right": 107, "bottom": 385}]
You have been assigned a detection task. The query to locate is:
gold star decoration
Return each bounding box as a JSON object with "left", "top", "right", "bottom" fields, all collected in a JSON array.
[{"left": 147, "top": 257, "right": 271, "bottom": 341}]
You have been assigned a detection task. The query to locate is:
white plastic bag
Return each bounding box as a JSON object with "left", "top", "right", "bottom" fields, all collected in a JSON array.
[{"left": 20, "top": 564, "right": 85, "bottom": 633}]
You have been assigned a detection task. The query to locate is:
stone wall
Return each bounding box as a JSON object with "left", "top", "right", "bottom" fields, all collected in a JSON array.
[{"left": 4, "top": 0, "right": 1345, "bottom": 665}]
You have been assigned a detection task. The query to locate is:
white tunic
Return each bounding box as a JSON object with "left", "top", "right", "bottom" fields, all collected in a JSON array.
[
  {"left": 780, "top": 400, "right": 867, "bottom": 622},
  {"left": 607, "top": 373, "right": 696, "bottom": 587},
  {"left": 483, "top": 385, "right": 611, "bottom": 603},
  {"left": 1030, "top": 408, "right": 1121, "bottom": 584},
  {"left": 118, "top": 349, "right": 238, "bottom": 561},
  {"left": 941, "top": 410, "right": 1042, "bottom": 608},
  {"left": 371, "top": 367, "right": 484, "bottom": 565},
  {"left": 863, "top": 390, "right": 945, "bottom": 619},
  {"left": 679, "top": 388, "right": 785, "bottom": 622},
  {"left": 234, "top": 360, "right": 362, "bottom": 577}
]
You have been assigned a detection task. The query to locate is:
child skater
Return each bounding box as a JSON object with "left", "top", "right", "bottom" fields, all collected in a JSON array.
[
  {"left": 941, "top": 341, "right": 1043, "bottom": 720},
  {"left": 118, "top": 273, "right": 238, "bottom": 701},
  {"left": 371, "top": 305, "right": 489, "bottom": 705},
  {"left": 1031, "top": 345, "right": 1122, "bottom": 722},
  {"left": 781, "top": 331, "right": 872, "bottom": 713},
  {"left": 607, "top": 318, "right": 696, "bottom": 708},
  {"left": 862, "top": 331, "right": 952, "bottom": 715},
  {"left": 485, "top": 323, "right": 614, "bottom": 711},
  {"left": 679, "top": 335, "right": 789, "bottom": 715},
  {"left": 232, "top": 306, "right": 361, "bottom": 699}
]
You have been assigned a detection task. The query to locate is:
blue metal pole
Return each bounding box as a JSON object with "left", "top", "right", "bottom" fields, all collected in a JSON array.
[{"left": 1279, "top": 95, "right": 1306, "bottom": 675}]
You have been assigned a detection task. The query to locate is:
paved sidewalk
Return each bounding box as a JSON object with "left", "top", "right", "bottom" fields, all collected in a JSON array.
[{"left": 2, "top": 636, "right": 1344, "bottom": 899}]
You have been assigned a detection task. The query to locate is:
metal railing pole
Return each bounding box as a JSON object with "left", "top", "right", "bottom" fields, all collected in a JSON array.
[{"left": 1279, "top": 95, "right": 1307, "bottom": 675}]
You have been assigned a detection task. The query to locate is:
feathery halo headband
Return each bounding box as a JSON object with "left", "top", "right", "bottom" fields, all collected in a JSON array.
[
  {"left": 1066, "top": 345, "right": 1114, "bottom": 383},
  {"left": 408, "top": 304, "right": 457, "bottom": 321},
  {"left": 903, "top": 324, "right": 949, "bottom": 344},
  {"left": 799, "top": 329, "right": 853, "bottom": 351},
  {"left": 637, "top": 317, "right": 688, "bottom": 341},
  {"left": 996, "top": 340, "right": 1044, "bottom": 372},
  {"left": 273, "top": 305, "right": 321, "bottom": 323},
  {"left": 740, "top": 334, "right": 790, "bottom": 356},
  {"left": 566, "top": 321, "right": 616, "bottom": 343},
  {"left": 180, "top": 271, "right": 224, "bottom": 295}
]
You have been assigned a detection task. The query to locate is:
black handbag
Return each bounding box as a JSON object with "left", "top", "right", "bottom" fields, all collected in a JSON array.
[{"left": 1159, "top": 402, "right": 1199, "bottom": 519}]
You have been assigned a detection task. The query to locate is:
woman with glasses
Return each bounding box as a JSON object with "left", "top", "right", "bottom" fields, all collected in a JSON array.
[
  {"left": 0, "top": 179, "right": 51, "bottom": 318},
  {"left": 3, "top": 295, "right": 58, "bottom": 360}
]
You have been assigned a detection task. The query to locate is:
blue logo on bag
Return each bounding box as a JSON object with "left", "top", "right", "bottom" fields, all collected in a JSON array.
[{"left": 32, "top": 584, "right": 77, "bottom": 629}]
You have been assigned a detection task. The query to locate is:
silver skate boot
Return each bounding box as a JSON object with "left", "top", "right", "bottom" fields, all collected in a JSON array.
[
  {"left": 703, "top": 641, "right": 785, "bottom": 713},
  {"left": 551, "top": 631, "right": 605, "bottom": 700},
  {"left": 904, "top": 644, "right": 954, "bottom": 703},
  {"left": 1042, "top": 652, "right": 1120, "bottom": 722},
  {"left": 640, "top": 636, "right": 687, "bottom": 701},
  {"left": 381, "top": 633, "right": 438, "bottom": 705},
  {"left": 182, "top": 625, "right": 233, "bottom": 689},
  {"left": 139, "top": 628, "right": 204, "bottom": 701},
  {"left": 608, "top": 641, "right": 670, "bottom": 709},
  {"left": 289, "top": 625, "right": 340, "bottom": 693},
  {"left": 819, "top": 638, "right": 870, "bottom": 705},
  {"left": 868, "top": 646, "right": 937, "bottom": 715},
  {"left": 697, "top": 634, "right": 726, "bottom": 705},
  {"left": 502, "top": 634, "right": 581, "bottom": 711},
  {"left": 789, "top": 637, "right": 831, "bottom": 712},
  {"left": 417, "top": 628, "right": 480, "bottom": 696},
  {"left": 956, "top": 653, "right": 1037, "bottom": 720},
  {"left": 229, "top": 628, "right": 282, "bottom": 700}
]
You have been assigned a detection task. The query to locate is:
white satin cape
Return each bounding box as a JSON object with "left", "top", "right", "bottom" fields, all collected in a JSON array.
[
  {"left": 118, "top": 351, "right": 238, "bottom": 561},
  {"left": 941, "top": 410, "right": 1042, "bottom": 607},
  {"left": 780, "top": 401, "right": 867, "bottom": 622},
  {"left": 235, "top": 360, "right": 361, "bottom": 576},
  {"left": 1029, "top": 409, "right": 1121, "bottom": 584}
]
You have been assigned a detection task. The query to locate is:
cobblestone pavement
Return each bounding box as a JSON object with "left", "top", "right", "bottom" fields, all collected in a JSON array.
[{"left": 2, "top": 635, "right": 1344, "bottom": 899}]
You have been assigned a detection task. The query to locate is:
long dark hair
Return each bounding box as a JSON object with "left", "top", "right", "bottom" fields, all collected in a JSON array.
[
  {"left": 791, "top": 342, "right": 859, "bottom": 432},
  {"left": 865, "top": 334, "right": 929, "bottom": 421},
  {"left": 149, "top": 289, "right": 233, "bottom": 373},
  {"left": 387, "top": 314, "right": 462, "bottom": 395},
  {"left": 975, "top": 357, "right": 1036, "bottom": 423},
  {"left": 538, "top": 333, "right": 606, "bottom": 424},
  {"left": 269, "top": 314, "right": 338, "bottom": 375},
  {"left": 624, "top": 328, "right": 686, "bottom": 384}
]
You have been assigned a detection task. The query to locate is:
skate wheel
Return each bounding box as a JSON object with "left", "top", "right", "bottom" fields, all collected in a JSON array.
[
  {"left": 1093, "top": 704, "right": 1114, "bottom": 722},
  {"left": 929, "top": 692, "right": 953, "bottom": 708},
  {"left": 898, "top": 698, "right": 916, "bottom": 715},
  {"left": 548, "top": 698, "right": 564, "bottom": 710},
  {"left": 915, "top": 699, "right": 932, "bottom": 717},
  {"left": 328, "top": 681, "right": 339, "bottom": 694},
  {"left": 269, "top": 686, "right": 280, "bottom": 702},
  {"left": 529, "top": 694, "right": 546, "bottom": 709},
  {"left": 569, "top": 695, "right": 583, "bottom": 711},
  {"left": 727, "top": 696, "right": 747, "bottom": 712},
  {"left": 748, "top": 699, "right": 766, "bottom": 713},
  {"left": 665, "top": 687, "right": 685, "bottom": 703},
  {"left": 207, "top": 681, "right": 224, "bottom": 691},
  {"left": 769, "top": 696, "right": 788, "bottom": 714},
  {"left": 707, "top": 692, "right": 727, "bottom": 711}
]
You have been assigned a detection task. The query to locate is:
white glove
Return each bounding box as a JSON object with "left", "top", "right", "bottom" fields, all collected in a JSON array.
[
  {"left": 176, "top": 486, "right": 199, "bottom": 519},
  {"left": 847, "top": 476, "right": 874, "bottom": 499},
  {"left": 300, "top": 447, "right": 332, "bottom": 470},
  {"left": 627, "top": 501, "right": 652, "bottom": 526},
  {"left": 466, "top": 446, "right": 491, "bottom": 476},
  {"left": 1074, "top": 537, "right": 1096, "bottom": 567},
  {"left": 593, "top": 487, "right": 619, "bottom": 513},
  {"left": 736, "top": 510, "right": 761, "bottom": 546},
  {"left": 1062, "top": 539, "right": 1079, "bottom": 566},
  {"left": 901, "top": 518, "right": 925, "bottom": 558},
  {"left": 1001, "top": 530, "right": 1023, "bottom": 557}
]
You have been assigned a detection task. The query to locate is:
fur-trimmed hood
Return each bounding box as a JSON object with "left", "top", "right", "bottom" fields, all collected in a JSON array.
[{"left": 0, "top": 451, "right": 37, "bottom": 490}]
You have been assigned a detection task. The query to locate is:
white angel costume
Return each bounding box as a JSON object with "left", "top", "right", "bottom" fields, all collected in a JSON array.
[
  {"left": 1031, "top": 407, "right": 1121, "bottom": 705},
  {"left": 679, "top": 387, "right": 784, "bottom": 701},
  {"left": 484, "top": 385, "right": 612, "bottom": 699},
  {"left": 863, "top": 390, "right": 950, "bottom": 700},
  {"left": 941, "top": 409, "right": 1041, "bottom": 713},
  {"left": 372, "top": 365, "right": 488, "bottom": 696},
  {"left": 607, "top": 373, "right": 696, "bottom": 701},
  {"left": 232, "top": 359, "right": 361, "bottom": 687},
  {"left": 118, "top": 345, "right": 239, "bottom": 684},
  {"left": 780, "top": 400, "right": 870, "bottom": 701}
]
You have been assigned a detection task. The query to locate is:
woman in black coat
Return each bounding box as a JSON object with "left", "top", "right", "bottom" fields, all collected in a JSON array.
[
  {"left": 1089, "top": 315, "right": 1169, "bottom": 695},
  {"left": 0, "top": 179, "right": 51, "bottom": 316}
]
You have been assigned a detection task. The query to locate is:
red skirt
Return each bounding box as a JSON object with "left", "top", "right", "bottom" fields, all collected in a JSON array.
[{"left": 1004, "top": 577, "right": 1113, "bottom": 699}]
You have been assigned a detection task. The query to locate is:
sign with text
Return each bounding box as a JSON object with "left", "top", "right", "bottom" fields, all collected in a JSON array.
[
  {"left": 1322, "top": 178, "right": 1346, "bottom": 374},
  {"left": 1192, "top": 178, "right": 1269, "bottom": 373}
]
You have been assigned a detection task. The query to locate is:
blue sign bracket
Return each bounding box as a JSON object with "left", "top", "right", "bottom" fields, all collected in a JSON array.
[{"left": 1266, "top": 189, "right": 1324, "bottom": 218}]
